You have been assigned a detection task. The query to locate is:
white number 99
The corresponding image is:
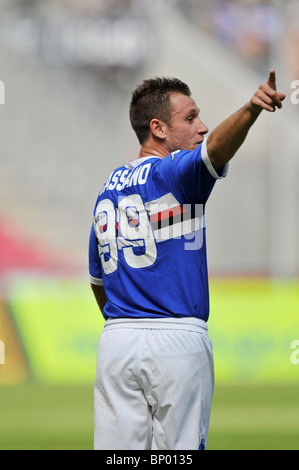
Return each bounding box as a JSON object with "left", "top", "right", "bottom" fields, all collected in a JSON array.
[{"left": 94, "top": 194, "right": 157, "bottom": 275}]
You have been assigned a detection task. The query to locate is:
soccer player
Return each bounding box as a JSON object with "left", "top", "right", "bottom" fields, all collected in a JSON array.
[{"left": 89, "top": 70, "right": 285, "bottom": 450}]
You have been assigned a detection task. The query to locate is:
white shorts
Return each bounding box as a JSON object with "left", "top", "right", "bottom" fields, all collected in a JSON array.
[{"left": 94, "top": 317, "right": 214, "bottom": 450}]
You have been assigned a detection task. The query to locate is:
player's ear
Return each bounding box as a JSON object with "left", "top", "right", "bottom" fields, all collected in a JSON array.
[{"left": 150, "top": 118, "right": 167, "bottom": 140}]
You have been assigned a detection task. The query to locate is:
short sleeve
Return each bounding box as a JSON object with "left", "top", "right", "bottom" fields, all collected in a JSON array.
[
  {"left": 200, "top": 138, "right": 229, "bottom": 180},
  {"left": 155, "top": 138, "right": 228, "bottom": 205},
  {"left": 88, "top": 223, "right": 103, "bottom": 286}
]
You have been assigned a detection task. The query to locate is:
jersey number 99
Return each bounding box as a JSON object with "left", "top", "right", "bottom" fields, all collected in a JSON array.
[{"left": 94, "top": 194, "right": 157, "bottom": 275}]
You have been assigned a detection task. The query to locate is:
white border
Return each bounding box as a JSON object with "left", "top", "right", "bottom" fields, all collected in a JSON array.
[
  {"left": 201, "top": 138, "right": 228, "bottom": 179},
  {"left": 90, "top": 275, "right": 104, "bottom": 286}
]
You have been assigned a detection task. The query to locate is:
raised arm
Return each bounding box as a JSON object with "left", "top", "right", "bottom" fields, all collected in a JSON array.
[{"left": 207, "top": 70, "right": 286, "bottom": 171}]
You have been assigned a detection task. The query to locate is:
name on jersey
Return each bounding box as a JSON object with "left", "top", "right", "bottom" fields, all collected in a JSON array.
[{"left": 99, "top": 163, "right": 151, "bottom": 195}]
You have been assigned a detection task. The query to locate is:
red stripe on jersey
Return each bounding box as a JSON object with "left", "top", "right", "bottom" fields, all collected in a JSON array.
[{"left": 149, "top": 205, "right": 186, "bottom": 223}]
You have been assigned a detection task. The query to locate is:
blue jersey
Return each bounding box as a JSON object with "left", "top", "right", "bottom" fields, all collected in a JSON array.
[{"left": 89, "top": 138, "right": 228, "bottom": 321}]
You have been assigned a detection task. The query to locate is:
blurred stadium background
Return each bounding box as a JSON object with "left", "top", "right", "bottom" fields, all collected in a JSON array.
[{"left": 0, "top": 0, "right": 298, "bottom": 450}]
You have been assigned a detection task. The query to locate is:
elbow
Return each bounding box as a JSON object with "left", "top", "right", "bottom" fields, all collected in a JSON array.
[
  {"left": 206, "top": 140, "right": 227, "bottom": 171},
  {"left": 206, "top": 137, "right": 235, "bottom": 170}
]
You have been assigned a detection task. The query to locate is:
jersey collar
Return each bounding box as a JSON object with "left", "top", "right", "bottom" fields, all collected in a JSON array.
[{"left": 125, "top": 155, "right": 161, "bottom": 169}]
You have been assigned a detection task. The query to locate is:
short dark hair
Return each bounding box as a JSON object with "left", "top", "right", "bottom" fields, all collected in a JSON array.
[{"left": 129, "top": 77, "right": 191, "bottom": 145}]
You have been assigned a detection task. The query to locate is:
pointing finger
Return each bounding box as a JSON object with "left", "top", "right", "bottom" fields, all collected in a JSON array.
[{"left": 267, "top": 69, "right": 276, "bottom": 90}]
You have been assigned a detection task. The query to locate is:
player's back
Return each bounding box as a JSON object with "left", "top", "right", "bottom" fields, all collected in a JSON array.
[{"left": 89, "top": 141, "right": 227, "bottom": 321}]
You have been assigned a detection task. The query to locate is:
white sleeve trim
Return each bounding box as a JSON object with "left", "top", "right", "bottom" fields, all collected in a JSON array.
[
  {"left": 201, "top": 137, "right": 229, "bottom": 179},
  {"left": 90, "top": 275, "right": 104, "bottom": 286}
]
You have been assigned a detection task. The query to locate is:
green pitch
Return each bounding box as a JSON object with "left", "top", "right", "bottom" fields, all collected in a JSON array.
[
  {"left": 0, "top": 383, "right": 94, "bottom": 450},
  {"left": 209, "top": 382, "right": 299, "bottom": 450},
  {"left": 0, "top": 381, "right": 298, "bottom": 450}
]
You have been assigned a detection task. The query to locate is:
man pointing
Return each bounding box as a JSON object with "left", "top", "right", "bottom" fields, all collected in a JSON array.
[{"left": 89, "top": 70, "right": 285, "bottom": 450}]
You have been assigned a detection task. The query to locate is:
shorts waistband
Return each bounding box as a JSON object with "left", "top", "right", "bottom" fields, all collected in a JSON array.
[{"left": 104, "top": 317, "right": 207, "bottom": 333}]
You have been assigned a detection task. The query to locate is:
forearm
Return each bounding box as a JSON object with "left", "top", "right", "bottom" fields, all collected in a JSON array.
[
  {"left": 91, "top": 284, "right": 107, "bottom": 312},
  {"left": 206, "top": 102, "right": 261, "bottom": 170}
]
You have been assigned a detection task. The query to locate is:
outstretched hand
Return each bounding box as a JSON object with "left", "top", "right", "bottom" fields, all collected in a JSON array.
[{"left": 249, "top": 70, "right": 286, "bottom": 114}]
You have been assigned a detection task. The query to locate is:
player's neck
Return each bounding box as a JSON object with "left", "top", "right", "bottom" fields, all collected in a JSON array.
[{"left": 138, "top": 138, "right": 169, "bottom": 160}]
